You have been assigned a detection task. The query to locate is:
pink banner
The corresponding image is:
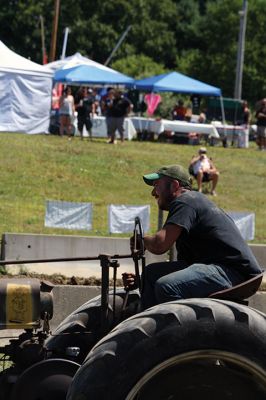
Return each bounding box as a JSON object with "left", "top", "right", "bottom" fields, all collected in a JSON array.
[
  {"left": 144, "top": 93, "right": 161, "bottom": 116},
  {"left": 52, "top": 83, "right": 63, "bottom": 110}
]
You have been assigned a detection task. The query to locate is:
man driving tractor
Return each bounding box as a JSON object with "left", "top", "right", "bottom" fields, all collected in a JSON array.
[{"left": 123, "top": 164, "right": 261, "bottom": 310}]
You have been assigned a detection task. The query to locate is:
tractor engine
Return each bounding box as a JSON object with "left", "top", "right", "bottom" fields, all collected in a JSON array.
[{"left": 0, "top": 278, "right": 53, "bottom": 368}]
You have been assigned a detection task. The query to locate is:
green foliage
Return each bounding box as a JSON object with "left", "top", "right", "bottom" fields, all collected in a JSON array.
[
  {"left": 242, "top": 0, "right": 266, "bottom": 102},
  {"left": 153, "top": 92, "right": 177, "bottom": 119},
  {"left": 182, "top": 0, "right": 241, "bottom": 97},
  {"left": 0, "top": 0, "right": 54, "bottom": 63},
  {"left": 111, "top": 55, "right": 166, "bottom": 79},
  {"left": 175, "top": 49, "right": 201, "bottom": 76},
  {"left": 0, "top": 0, "right": 265, "bottom": 104}
]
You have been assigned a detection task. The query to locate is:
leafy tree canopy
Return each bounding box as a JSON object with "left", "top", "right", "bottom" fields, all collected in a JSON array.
[{"left": 0, "top": 0, "right": 265, "bottom": 104}]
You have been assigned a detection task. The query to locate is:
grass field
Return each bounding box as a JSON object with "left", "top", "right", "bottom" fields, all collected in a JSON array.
[{"left": 0, "top": 132, "right": 265, "bottom": 244}]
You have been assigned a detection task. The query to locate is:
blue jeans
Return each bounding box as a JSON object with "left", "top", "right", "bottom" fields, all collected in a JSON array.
[{"left": 141, "top": 261, "right": 246, "bottom": 310}]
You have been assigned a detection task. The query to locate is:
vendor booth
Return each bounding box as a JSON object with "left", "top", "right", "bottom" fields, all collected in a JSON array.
[
  {"left": 51, "top": 57, "right": 134, "bottom": 138},
  {"left": 0, "top": 41, "right": 53, "bottom": 134},
  {"left": 134, "top": 71, "right": 224, "bottom": 143}
]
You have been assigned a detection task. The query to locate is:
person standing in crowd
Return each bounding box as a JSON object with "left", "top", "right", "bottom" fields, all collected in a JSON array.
[
  {"left": 238, "top": 100, "right": 251, "bottom": 148},
  {"left": 242, "top": 100, "right": 251, "bottom": 127},
  {"left": 190, "top": 94, "right": 201, "bottom": 114},
  {"left": 189, "top": 147, "right": 219, "bottom": 196},
  {"left": 255, "top": 98, "right": 266, "bottom": 150},
  {"left": 101, "top": 88, "right": 115, "bottom": 143},
  {"left": 107, "top": 90, "right": 132, "bottom": 144},
  {"left": 75, "top": 87, "right": 96, "bottom": 140},
  {"left": 59, "top": 86, "right": 75, "bottom": 139},
  {"left": 92, "top": 88, "right": 101, "bottom": 115}
]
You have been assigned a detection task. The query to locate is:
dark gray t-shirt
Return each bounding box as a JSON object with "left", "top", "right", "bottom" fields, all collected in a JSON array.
[{"left": 164, "top": 191, "right": 261, "bottom": 277}]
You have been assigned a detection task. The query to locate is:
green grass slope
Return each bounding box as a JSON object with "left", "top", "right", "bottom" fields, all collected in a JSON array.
[{"left": 0, "top": 133, "right": 265, "bottom": 243}]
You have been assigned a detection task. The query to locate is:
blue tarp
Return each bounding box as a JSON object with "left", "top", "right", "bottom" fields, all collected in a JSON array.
[
  {"left": 54, "top": 64, "right": 134, "bottom": 86},
  {"left": 135, "top": 71, "right": 221, "bottom": 96}
]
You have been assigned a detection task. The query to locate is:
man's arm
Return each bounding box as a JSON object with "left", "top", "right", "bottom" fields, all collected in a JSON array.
[
  {"left": 144, "top": 224, "right": 182, "bottom": 254},
  {"left": 190, "top": 155, "right": 200, "bottom": 166},
  {"left": 257, "top": 111, "right": 266, "bottom": 119}
]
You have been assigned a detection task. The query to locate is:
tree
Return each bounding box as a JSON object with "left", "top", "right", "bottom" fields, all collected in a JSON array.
[
  {"left": 0, "top": 0, "right": 54, "bottom": 63},
  {"left": 0, "top": 0, "right": 265, "bottom": 105},
  {"left": 181, "top": 0, "right": 241, "bottom": 98},
  {"left": 179, "top": 0, "right": 266, "bottom": 104},
  {"left": 242, "top": 0, "right": 266, "bottom": 103},
  {"left": 111, "top": 54, "right": 166, "bottom": 79}
]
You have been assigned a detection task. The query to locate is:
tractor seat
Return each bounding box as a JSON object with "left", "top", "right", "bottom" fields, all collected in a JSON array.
[{"left": 209, "top": 272, "right": 264, "bottom": 303}]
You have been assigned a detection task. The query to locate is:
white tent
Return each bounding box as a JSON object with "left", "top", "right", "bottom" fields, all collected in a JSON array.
[
  {"left": 0, "top": 41, "right": 53, "bottom": 134},
  {"left": 46, "top": 52, "right": 119, "bottom": 73}
]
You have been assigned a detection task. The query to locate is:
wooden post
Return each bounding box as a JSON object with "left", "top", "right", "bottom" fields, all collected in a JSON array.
[
  {"left": 40, "top": 15, "right": 47, "bottom": 64},
  {"left": 49, "top": 0, "right": 60, "bottom": 62}
]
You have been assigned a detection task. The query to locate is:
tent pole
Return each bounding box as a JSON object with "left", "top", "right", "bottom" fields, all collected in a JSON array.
[
  {"left": 104, "top": 25, "right": 131, "bottom": 66},
  {"left": 61, "top": 27, "right": 70, "bottom": 59},
  {"left": 39, "top": 15, "right": 48, "bottom": 64}
]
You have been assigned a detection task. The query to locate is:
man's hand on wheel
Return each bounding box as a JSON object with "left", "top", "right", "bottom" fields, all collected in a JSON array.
[{"left": 122, "top": 272, "right": 138, "bottom": 291}]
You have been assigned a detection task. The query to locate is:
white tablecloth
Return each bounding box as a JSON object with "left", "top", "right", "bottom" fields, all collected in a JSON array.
[
  {"left": 74, "top": 115, "right": 137, "bottom": 140},
  {"left": 213, "top": 122, "right": 249, "bottom": 148},
  {"left": 130, "top": 117, "right": 219, "bottom": 138}
]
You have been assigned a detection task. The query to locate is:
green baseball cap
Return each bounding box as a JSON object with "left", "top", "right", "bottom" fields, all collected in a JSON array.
[{"left": 143, "top": 164, "right": 191, "bottom": 188}]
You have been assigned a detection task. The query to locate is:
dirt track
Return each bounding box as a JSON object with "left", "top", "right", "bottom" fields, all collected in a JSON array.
[{"left": 2, "top": 259, "right": 136, "bottom": 285}]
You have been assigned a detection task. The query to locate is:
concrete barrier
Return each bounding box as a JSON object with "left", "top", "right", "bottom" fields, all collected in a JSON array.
[
  {"left": 51, "top": 285, "right": 266, "bottom": 330},
  {"left": 1, "top": 233, "right": 165, "bottom": 278},
  {"left": 249, "top": 244, "right": 266, "bottom": 269},
  {"left": 1, "top": 233, "right": 266, "bottom": 278},
  {"left": 51, "top": 285, "right": 101, "bottom": 329}
]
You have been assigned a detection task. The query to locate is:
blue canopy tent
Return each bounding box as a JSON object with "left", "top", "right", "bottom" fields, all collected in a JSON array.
[
  {"left": 135, "top": 71, "right": 221, "bottom": 96},
  {"left": 135, "top": 71, "right": 225, "bottom": 122},
  {"left": 54, "top": 64, "right": 134, "bottom": 86}
]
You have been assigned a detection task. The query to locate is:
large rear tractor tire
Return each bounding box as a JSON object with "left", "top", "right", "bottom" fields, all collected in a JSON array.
[{"left": 67, "top": 299, "right": 266, "bottom": 400}]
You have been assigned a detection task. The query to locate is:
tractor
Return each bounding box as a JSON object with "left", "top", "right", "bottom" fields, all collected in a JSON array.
[{"left": 0, "top": 218, "right": 265, "bottom": 400}]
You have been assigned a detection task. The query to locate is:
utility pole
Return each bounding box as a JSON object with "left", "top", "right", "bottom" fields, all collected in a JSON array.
[
  {"left": 234, "top": 0, "right": 248, "bottom": 100},
  {"left": 39, "top": 15, "right": 47, "bottom": 64},
  {"left": 49, "top": 0, "right": 60, "bottom": 62},
  {"left": 104, "top": 25, "right": 132, "bottom": 66}
]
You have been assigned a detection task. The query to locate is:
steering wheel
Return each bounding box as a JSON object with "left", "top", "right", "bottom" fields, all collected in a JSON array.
[
  {"left": 130, "top": 217, "right": 145, "bottom": 291},
  {"left": 123, "top": 217, "right": 145, "bottom": 292},
  {"left": 132, "top": 216, "right": 145, "bottom": 258}
]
